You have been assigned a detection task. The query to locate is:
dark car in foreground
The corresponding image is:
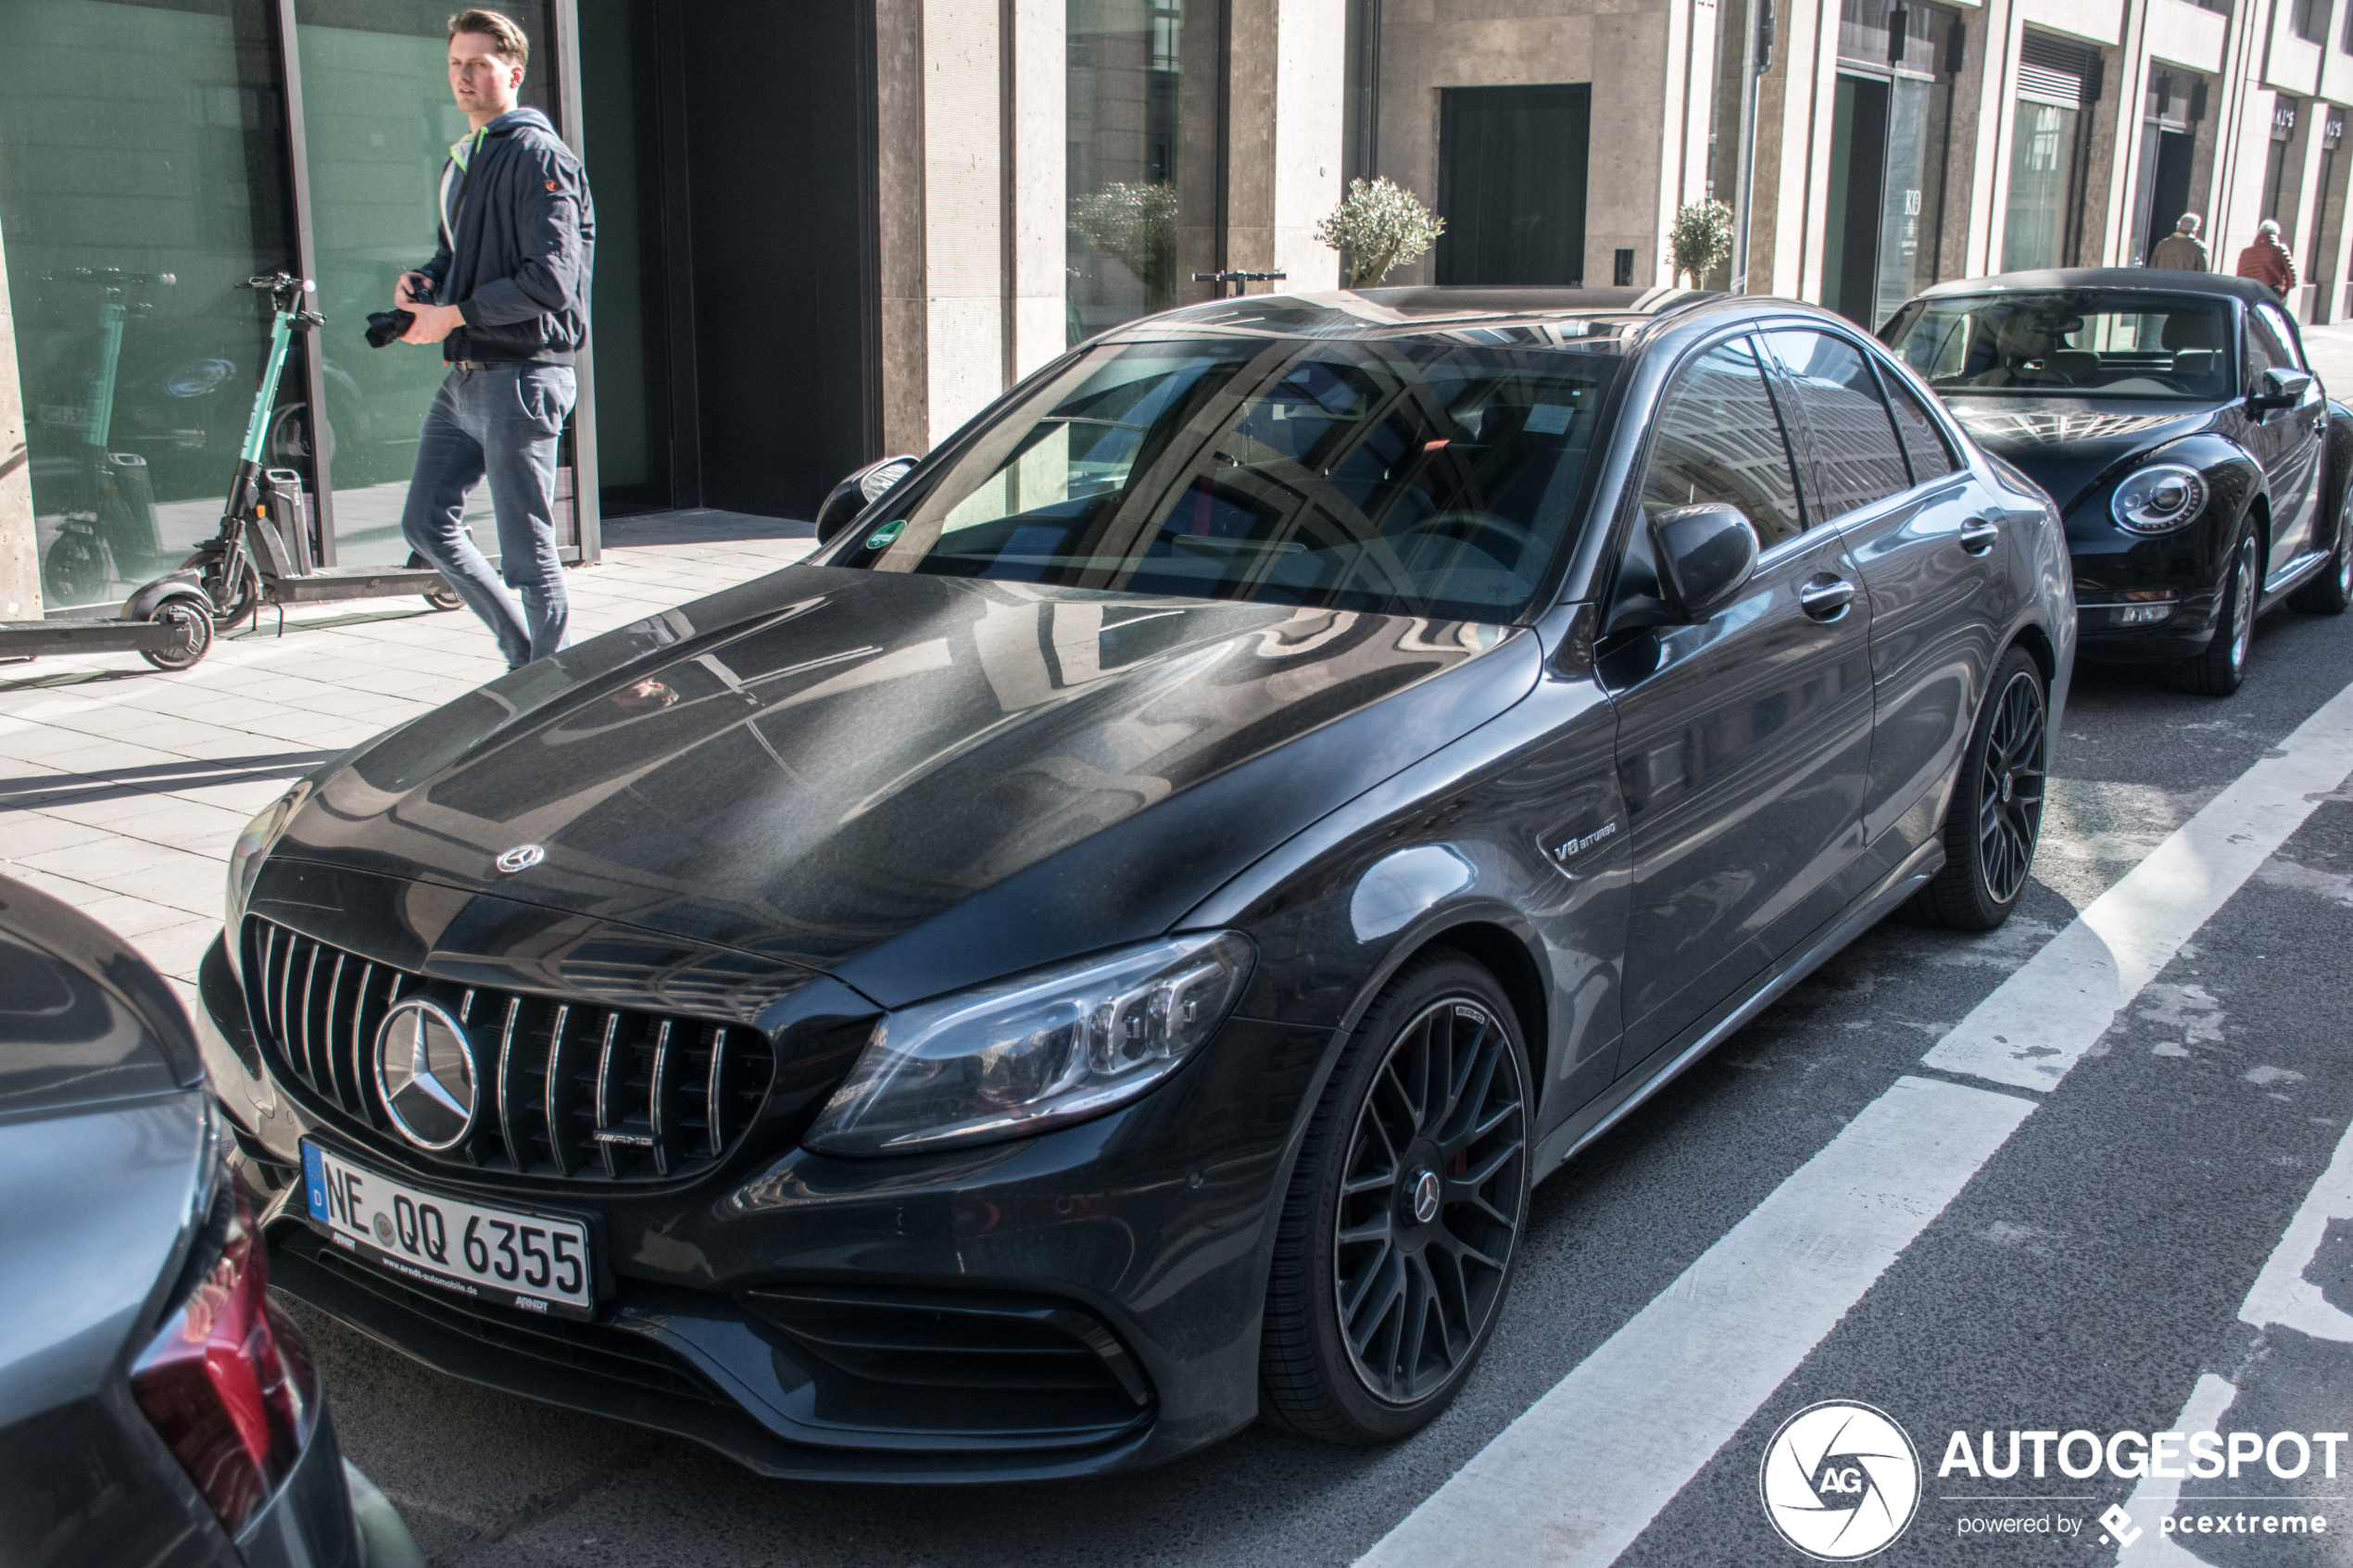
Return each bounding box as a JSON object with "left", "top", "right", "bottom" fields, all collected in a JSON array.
[
  {"left": 1882, "top": 269, "right": 2352, "bottom": 695},
  {"left": 192, "top": 287, "right": 2072, "bottom": 1481},
  {"left": 0, "top": 876, "right": 417, "bottom": 1567}
]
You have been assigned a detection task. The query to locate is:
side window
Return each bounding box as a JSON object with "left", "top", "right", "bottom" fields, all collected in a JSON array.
[
  {"left": 1881, "top": 370, "right": 1958, "bottom": 483},
  {"left": 1761, "top": 329, "right": 1915, "bottom": 521},
  {"left": 2250, "top": 305, "right": 2305, "bottom": 375},
  {"left": 1638, "top": 336, "right": 1806, "bottom": 549}
]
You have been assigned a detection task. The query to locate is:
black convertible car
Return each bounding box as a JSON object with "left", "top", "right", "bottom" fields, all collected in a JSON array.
[
  {"left": 1882, "top": 270, "right": 2352, "bottom": 695},
  {"left": 194, "top": 287, "right": 2073, "bottom": 1481}
]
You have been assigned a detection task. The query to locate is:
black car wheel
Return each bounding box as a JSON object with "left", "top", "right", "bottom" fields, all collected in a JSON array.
[
  {"left": 1261, "top": 953, "right": 1529, "bottom": 1444},
  {"left": 2165, "top": 529, "right": 2259, "bottom": 696},
  {"left": 1907, "top": 646, "right": 2047, "bottom": 931},
  {"left": 2290, "top": 493, "right": 2353, "bottom": 615}
]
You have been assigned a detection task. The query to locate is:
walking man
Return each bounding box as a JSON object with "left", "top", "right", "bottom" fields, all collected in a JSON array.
[
  {"left": 2233, "top": 219, "right": 2298, "bottom": 296},
  {"left": 2150, "top": 213, "right": 2210, "bottom": 271},
  {"left": 396, "top": 8, "right": 594, "bottom": 669}
]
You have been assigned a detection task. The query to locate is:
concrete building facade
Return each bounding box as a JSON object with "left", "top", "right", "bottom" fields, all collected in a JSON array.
[{"left": 2, "top": 0, "right": 2348, "bottom": 624}]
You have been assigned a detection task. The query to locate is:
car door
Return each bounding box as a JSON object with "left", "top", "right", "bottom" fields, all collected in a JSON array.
[
  {"left": 1603, "top": 333, "right": 1878, "bottom": 1072},
  {"left": 2246, "top": 300, "right": 2325, "bottom": 576},
  {"left": 1759, "top": 327, "right": 2007, "bottom": 860}
]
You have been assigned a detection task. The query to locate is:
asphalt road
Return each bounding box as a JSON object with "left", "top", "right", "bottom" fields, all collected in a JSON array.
[{"left": 284, "top": 329, "right": 2353, "bottom": 1568}]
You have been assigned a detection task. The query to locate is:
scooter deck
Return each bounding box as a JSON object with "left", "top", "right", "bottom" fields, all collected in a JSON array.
[
  {"left": 262, "top": 566, "right": 447, "bottom": 604},
  {"left": 0, "top": 617, "right": 198, "bottom": 658}
]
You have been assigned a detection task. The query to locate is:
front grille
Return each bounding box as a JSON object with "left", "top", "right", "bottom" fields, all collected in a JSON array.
[{"left": 243, "top": 916, "right": 774, "bottom": 1182}]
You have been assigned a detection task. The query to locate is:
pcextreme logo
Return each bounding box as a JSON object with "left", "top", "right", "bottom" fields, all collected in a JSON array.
[{"left": 1759, "top": 1401, "right": 1923, "bottom": 1561}]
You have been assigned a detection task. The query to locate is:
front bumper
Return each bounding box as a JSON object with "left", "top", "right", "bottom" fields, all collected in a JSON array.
[{"left": 196, "top": 935, "right": 1324, "bottom": 1482}]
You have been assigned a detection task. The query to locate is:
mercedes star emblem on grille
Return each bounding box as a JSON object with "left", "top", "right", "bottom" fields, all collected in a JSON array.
[
  {"left": 374, "top": 997, "right": 480, "bottom": 1151},
  {"left": 495, "top": 843, "right": 545, "bottom": 873}
]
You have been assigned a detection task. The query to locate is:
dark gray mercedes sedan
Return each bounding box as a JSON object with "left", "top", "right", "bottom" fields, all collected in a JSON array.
[{"left": 192, "top": 287, "right": 2072, "bottom": 1483}]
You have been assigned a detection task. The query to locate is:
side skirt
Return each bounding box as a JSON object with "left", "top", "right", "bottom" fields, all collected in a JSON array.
[{"left": 1530, "top": 835, "right": 1946, "bottom": 1178}]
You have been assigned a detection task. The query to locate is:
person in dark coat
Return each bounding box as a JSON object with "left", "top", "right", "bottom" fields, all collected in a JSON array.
[{"left": 2150, "top": 213, "right": 2210, "bottom": 270}]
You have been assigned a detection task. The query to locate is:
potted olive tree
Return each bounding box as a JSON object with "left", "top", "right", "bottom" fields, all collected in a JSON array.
[{"left": 1316, "top": 178, "right": 1447, "bottom": 289}]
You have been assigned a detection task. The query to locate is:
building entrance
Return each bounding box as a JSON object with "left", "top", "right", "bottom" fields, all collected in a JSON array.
[{"left": 1435, "top": 84, "right": 1591, "bottom": 285}]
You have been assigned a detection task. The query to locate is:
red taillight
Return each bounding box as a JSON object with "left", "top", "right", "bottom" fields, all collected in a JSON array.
[{"left": 130, "top": 1181, "right": 319, "bottom": 1537}]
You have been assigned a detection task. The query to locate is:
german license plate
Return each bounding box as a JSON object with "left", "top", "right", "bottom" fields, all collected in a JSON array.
[{"left": 300, "top": 1141, "right": 593, "bottom": 1319}]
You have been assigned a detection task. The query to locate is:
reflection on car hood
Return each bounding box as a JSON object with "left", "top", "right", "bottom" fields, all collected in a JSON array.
[
  {"left": 276, "top": 567, "right": 1536, "bottom": 1003},
  {"left": 1945, "top": 399, "right": 2221, "bottom": 515}
]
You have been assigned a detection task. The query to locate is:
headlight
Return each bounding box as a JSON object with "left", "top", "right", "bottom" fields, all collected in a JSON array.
[
  {"left": 224, "top": 781, "right": 310, "bottom": 954},
  {"left": 2111, "top": 464, "right": 2208, "bottom": 533},
  {"left": 803, "top": 931, "right": 1255, "bottom": 1157}
]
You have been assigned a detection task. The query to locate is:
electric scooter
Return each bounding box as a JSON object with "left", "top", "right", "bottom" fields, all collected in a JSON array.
[
  {"left": 39, "top": 268, "right": 178, "bottom": 606},
  {"left": 166, "top": 273, "right": 461, "bottom": 633}
]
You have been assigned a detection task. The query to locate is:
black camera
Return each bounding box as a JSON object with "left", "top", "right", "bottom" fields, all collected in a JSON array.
[{"left": 364, "top": 308, "right": 414, "bottom": 348}]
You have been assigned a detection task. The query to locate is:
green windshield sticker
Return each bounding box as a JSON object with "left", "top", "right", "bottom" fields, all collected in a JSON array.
[{"left": 864, "top": 519, "right": 906, "bottom": 550}]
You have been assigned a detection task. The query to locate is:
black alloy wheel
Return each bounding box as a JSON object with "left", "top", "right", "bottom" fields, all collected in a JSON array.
[
  {"left": 1260, "top": 953, "right": 1529, "bottom": 1443},
  {"left": 1907, "top": 646, "right": 2047, "bottom": 931},
  {"left": 2166, "top": 529, "right": 2260, "bottom": 696},
  {"left": 2290, "top": 491, "right": 2353, "bottom": 615},
  {"left": 139, "top": 598, "right": 213, "bottom": 671}
]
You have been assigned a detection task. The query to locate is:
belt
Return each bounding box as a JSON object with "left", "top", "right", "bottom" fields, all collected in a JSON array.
[{"left": 450, "top": 359, "right": 521, "bottom": 372}]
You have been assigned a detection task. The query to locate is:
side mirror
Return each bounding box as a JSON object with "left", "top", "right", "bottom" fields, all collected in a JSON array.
[
  {"left": 1651, "top": 503, "right": 1759, "bottom": 621},
  {"left": 814, "top": 454, "right": 920, "bottom": 545},
  {"left": 2248, "top": 367, "right": 2315, "bottom": 414}
]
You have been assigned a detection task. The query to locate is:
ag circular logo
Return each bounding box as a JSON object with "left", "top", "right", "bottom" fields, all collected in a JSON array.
[
  {"left": 374, "top": 997, "right": 480, "bottom": 1152},
  {"left": 1758, "top": 1400, "right": 1920, "bottom": 1561}
]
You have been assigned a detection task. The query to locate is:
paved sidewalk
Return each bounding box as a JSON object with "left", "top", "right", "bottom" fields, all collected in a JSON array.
[{"left": 0, "top": 510, "right": 813, "bottom": 1005}]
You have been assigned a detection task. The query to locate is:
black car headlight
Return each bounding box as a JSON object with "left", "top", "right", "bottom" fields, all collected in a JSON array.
[
  {"left": 803, "top": 931, "right": 1255, "bottom": 1157},
  {"left": 2111, "top": 464, "right": 2208, "bottom": 534}
]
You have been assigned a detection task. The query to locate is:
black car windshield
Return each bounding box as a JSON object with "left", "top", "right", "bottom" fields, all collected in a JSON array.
[
  {"left": 827, "top": 336, "right": 1625, "bottom": 621},
  {"left": 1885, "top": 291, "right": 2233, "bottom": 400}
]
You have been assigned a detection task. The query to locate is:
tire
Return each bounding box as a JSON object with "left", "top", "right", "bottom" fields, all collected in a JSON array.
[
  {"left": 206, "top": 549, "right": 260, "bottom": 631},
  {"left": 2163, "top": 528, "right": 2260, "bottom": 696},
  {"left": 1259, "top": 952, "right": 1530, "bottom": 1445},
  {"left": 423, "top": 580, "right": 464, "bottom": 611},
  {"left": 1906, "top": 646, "right": 2048, "bottom": 932},
  {"left": 139, "top": 599, "right": 214, "bottom": 671},
  {"left": 43, "top": 527, "right": 114, "bottom": 606},
  {"left": 2290, "top": 494, "right": 2353, "bottom": 615}
]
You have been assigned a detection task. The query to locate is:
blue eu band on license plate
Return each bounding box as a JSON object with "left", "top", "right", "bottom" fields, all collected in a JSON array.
[{"left": 300, "top": 1140, "right": 595, "bottom": 1319}]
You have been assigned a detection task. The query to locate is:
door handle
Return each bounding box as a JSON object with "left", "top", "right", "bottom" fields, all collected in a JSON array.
[
  {"left": 1959, "top": 518, "right": 2000, "bottom": 555},
  {"left": 1798, "top": 575, "right": 1856, "bottom": 621}
]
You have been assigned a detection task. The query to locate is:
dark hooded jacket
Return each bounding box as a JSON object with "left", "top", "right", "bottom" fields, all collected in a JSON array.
[{"left": 415, "top": 106, "right": 595, "bottom": 366}]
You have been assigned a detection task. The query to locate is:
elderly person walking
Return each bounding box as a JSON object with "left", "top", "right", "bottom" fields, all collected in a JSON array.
[
  {"left": 2233, "top": 219, "right": 2298, "bottom": 295},
  {"left": 2150, "top": 213, "right": 2210, "bottom": 270}
]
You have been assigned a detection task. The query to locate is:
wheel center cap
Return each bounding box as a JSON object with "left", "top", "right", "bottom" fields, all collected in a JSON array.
[
  {"left": 1406, "top": 1169, "right": 1441, "bottom": 1225},
  {"left": 2001, "top": 771, "right": 2015, "bottom": 803}
]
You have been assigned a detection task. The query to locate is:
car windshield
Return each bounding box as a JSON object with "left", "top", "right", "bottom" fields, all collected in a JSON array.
[
  {"left": 826, "top": 336, "right": 1625, "bottom": 621},
  {"left": 1884, "top": 291, "right": 2233, "bottom": 400}
]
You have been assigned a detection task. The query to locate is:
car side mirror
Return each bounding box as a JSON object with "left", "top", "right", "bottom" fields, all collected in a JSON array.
[
  {"left": 2247, "top": 368, "right": 2315, "bottom": 414},
  {"left": 814, "top": 455, "right": 920, "bottom": 545},
  {"left": 1651, "top": 503, "right": 1760, "bottom": 621}
]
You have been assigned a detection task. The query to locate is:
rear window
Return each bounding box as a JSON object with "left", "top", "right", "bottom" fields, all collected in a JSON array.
[
  {"left": 824, "top": 337, "right": 1627, "bottom": 621},
  {"left": 1884, "top": 291, "right": 2233, "bottom": 401}
]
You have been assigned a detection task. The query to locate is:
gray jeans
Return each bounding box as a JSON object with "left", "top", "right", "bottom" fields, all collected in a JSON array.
[{"left": 399, "top": 363, "right": 575, "bottom": 668}]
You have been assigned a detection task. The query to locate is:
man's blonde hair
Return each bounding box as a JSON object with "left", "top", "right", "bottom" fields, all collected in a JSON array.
[{"left": 448, "top": 7, "right": 529, "bottom": 69}]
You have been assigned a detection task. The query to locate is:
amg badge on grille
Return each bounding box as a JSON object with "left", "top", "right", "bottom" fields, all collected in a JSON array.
[{"left": 374, "top": 997, "right": 480, "bottom": 1151}]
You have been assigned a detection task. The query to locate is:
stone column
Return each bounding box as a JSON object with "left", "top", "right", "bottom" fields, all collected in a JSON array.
[{"left": 0, "top": 221, "right": 36, "bottom": 621}]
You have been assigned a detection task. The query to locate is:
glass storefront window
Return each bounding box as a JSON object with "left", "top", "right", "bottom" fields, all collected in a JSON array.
[
  {"left": 0, "top": 0, "right": 295, "bottom": 609},
  {"left": 292, "top": 0, "right": 562, "bottom": 565},
  {"left": 2002, "top": 100, "right": 2079, "bottom": 271},
  {"left": 1066, "top": 0, "right": 1211, "bottom": 343}
]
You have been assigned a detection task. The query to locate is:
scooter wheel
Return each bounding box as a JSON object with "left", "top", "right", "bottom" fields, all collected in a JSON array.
[
  {"left": 44, "top": 529, "right": 113, "bottom": 607},
  {"left": 424, "top": 580, "right": 464, "bottom": 611},
  {"left": 140, "top": 600, "right": 214, "bottom": 671},
  {"left": 208, "top": 555, "right": 260, "bottom": 630}
]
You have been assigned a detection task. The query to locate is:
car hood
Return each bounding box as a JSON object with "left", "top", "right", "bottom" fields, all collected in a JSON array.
[
  {"left": 274, "top": 566, "right": 1540, "bottom": 1008},
  {"left": 1944, "top": 398, "right": 2222, "bottom": 516}
]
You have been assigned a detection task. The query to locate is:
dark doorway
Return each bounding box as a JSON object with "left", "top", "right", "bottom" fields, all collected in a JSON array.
[
  {"left": 579, "top": 0, "right": 877, "bottom": 521},
  {"left": 1824, "top": 74, "right": 1889, "bottom": 328},
  {"left": 1436, "top": 84, "right": 1591, "bottom": 285},
  {"left": 2141, "top": 131, "right": 2196, "bottom": 261}
]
